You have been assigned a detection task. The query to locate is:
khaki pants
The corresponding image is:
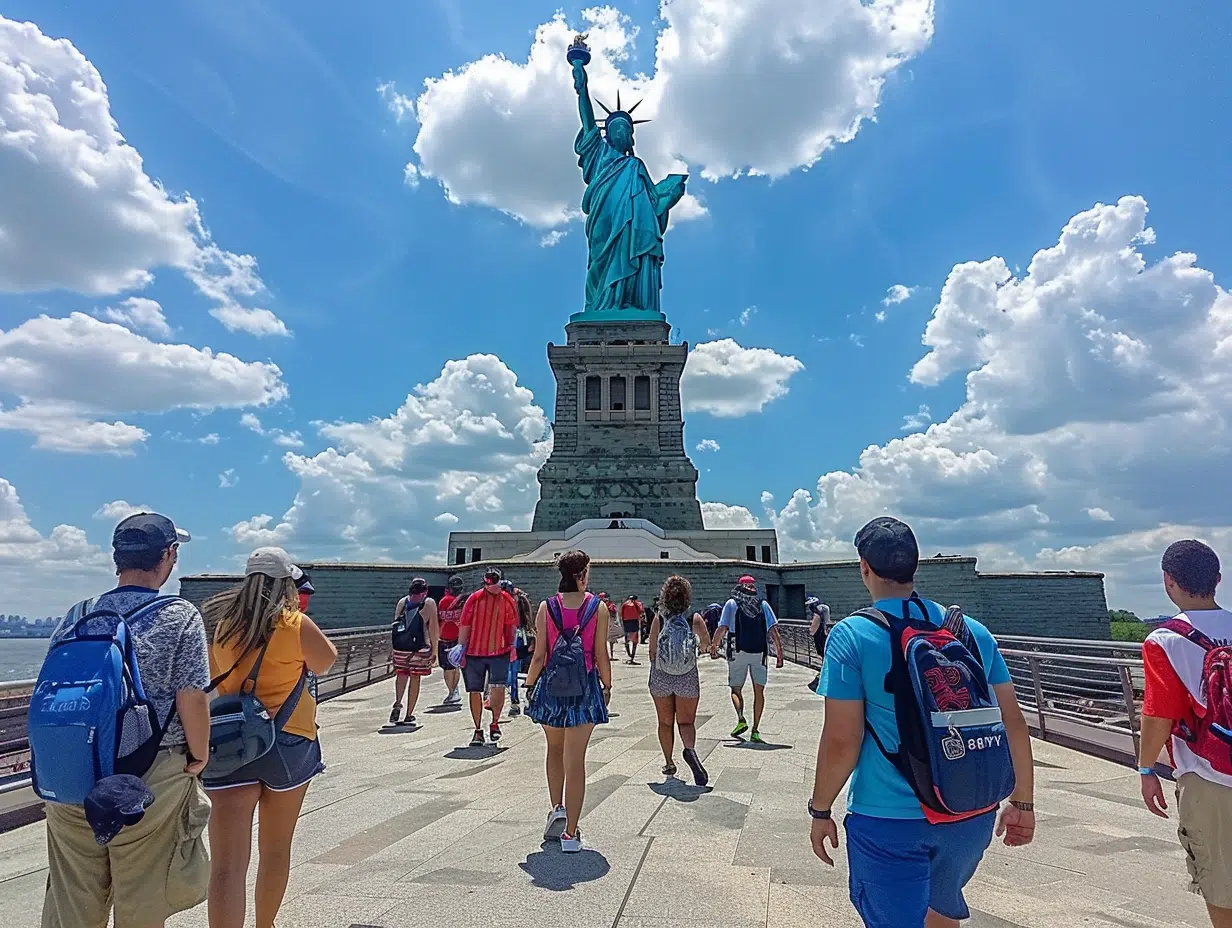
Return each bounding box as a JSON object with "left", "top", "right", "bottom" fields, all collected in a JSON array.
[
  {"left": 1177, "top": 772, "right": 1232, "bottom": 909},
  {"left": 42, "top": 749, "right": 211, "bottom": 928}
]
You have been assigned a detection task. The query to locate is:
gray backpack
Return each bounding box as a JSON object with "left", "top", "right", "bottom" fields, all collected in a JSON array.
[{"left": 656, "top": 613, "right": 699, "bottom": 675}]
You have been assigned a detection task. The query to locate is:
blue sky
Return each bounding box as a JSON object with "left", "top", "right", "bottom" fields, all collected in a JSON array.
[{"left": 1, "top": 0, "right": 1230, "bottom": 618}]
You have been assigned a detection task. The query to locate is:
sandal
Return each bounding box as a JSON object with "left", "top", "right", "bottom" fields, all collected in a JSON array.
[{"left": 662, "top": 761, "right": 678, "bottom": 776}]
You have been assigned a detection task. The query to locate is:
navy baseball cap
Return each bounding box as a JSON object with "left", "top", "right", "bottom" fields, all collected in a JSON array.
[
  {"left": 112, "top": 513, "right": 190, "bottom": 556},
  {"left": 854, "top": 517, "right": 919, "bottom": 582}
]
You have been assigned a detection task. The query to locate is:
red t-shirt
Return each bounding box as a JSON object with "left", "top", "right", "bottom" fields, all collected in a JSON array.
[
  {"left": 437, "top": 593, "right": 464, "bottom": 641},
  {"left": 620, "top": 601, "right": 641, "bottom": 622},
  {"left": 460, "top": 588, "right": 518, "bottom": 657}
]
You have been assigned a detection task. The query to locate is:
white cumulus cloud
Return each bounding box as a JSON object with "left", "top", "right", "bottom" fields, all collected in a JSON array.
[
  {"left": 102, "top": 297, "right": 172, "bottom": 338},
  {"left": 231, "top": 354, "right": 550, "bottom": 562},
  {"left": 0, "top": 477, "right": 112, "bottom": 615},
  {"left": 883, "top": 284, "right": 917, "bottom": 305},
  {"left": 0, "top": 313, "right": 287, "bottom": 453},
  {"left": 700, "top": 501, "right": 760, "bottom": 529},
  {"left": 695, "top": 439, "right": 720, "bottom": 452},
  {"left": 93, "top": 500, "right": 151, "bottom": 522},
  {"left": 901, "top": 404, "right": 932, "bottom": 431},
  {"left": 681, "top": 339, "right": 803, "bottom": 417},
  {"left": 392, "top": 1, "right": 933, "bottom": 229},
  {"left": 762, "top": 195, "right": 1232, "bottom": 616},
  {"left": 0, "top": 15, "right": 287, "bottom": 336}
]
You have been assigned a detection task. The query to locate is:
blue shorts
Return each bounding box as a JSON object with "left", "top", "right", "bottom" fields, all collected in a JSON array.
[
  {"left": 202, "top": 733, "right": 325, "bottom": 792},
  {"left": 845, "top": 811, "right": 995, "bottom": 926}
]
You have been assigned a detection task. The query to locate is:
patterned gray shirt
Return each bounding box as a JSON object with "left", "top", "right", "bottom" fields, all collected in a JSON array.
[{"left": 50, "top": 585, "right": 210, "bottom": 747}]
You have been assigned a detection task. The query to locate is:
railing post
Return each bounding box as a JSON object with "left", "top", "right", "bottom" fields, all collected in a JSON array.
[
  {"left": 341, "top": 649, "right": 351, "bottom": 691},
  {"left": 1118, "top": 664, "right": 1140, "bottom": 759},
  {"left": 1026, "top": 656, "right": 1047, "bottom": 739}
]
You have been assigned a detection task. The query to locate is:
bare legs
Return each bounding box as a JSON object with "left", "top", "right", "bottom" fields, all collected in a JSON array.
[
  {"left": 925, "top": 910, "right": 960, "bottom": 928},
  {"left": 393, "top": 673, "right": 408, "bottom": 707},
  {"left": 207, "top": 785, "right": 260, "bottom": 928},
  {"left": 254, "top": 784, "right": 309, "bottom": 928},
  {"left": 675, "top": 695, "right": 700, "bottom": 751},
  {"left": 470, "top": 684, "right": 506, "bottom": 730},
  {"left": 751, "top": 682, "right": 766, "bottom": 731},
  {"left": 1207, "top": 904, "right": 1232, "bottom": 928},
  {"left": 541, "top": 723, "right": 595, "bottom": 836},
  {"left": 653, "top": 694, "right": 676, "bottom": 766},
  {"left": 207, "top": 781, "right": 309, "bottom": 928},
  {"left": 404, "top": 675, "right": 422, "bottom": 720},
  {"left": 730, "top": 685, "right": 745, "bottom": 721},
  {"left": 443, "top": 667, "right": 460, "bottom": 699}
]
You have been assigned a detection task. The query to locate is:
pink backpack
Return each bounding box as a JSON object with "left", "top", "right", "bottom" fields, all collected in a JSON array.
[{"left": 1161, "top": 619, "right": 1232, "bottom": 775}]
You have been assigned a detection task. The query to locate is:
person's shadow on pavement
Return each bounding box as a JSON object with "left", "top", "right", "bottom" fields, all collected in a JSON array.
[{"left": 520, "top": 847, "right": 610, "bottom": 890}]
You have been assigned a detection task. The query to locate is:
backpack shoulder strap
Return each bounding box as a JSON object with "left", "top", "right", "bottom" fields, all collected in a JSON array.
[
  {"left": 853, "top": 606, "right": 892, "bottom": 630},
  {"left": 576, "top": 593, "right": 600, "bottom": 631},
  {"left": 545, "top": 595, "right": 567, "bottom": 636},
  {"left": 1162, "top": 618, "right": 1218, "bottom": 652},
  {"left": 272, "top": 669, "right": 308, "bottom": 733},
  {"left": 941, "top": 604, "right": 985, "bottom": 670}
]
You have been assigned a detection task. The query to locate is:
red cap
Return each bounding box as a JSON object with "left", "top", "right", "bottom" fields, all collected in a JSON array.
[{"left": 738, "top": 575, "right": 756, "bottom": 586}]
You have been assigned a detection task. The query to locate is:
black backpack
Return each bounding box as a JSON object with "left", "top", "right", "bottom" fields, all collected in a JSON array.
[
  {"left": 392, "top": 598, "right": 426, "bottom": 652},
  {"left": 543, "top": 594, "right": 600, "bottom": 699}
]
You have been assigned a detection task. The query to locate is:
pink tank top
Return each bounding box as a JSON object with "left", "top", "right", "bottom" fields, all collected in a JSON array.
[{"left": 545, "top": 593, "right": 598, "bottom": 672}]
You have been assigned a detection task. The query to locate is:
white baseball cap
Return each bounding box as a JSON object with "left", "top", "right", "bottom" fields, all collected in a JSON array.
[{"left": 245, "top": 547, "right": 304, "bottom": 581}]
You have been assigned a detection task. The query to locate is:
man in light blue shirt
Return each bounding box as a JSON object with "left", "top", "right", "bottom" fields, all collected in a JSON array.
[
  {"left": 709, "top": 574, "right": 783, "bottom": 742},
  {"left": 808, "top": 517, "right": 1037, "bottom": 928}
]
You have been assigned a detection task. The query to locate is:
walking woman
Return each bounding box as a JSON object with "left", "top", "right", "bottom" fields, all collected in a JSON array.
[
  {"left": 202, "top": 547, "right": 338, "bottom": 928},
  {"left": 525, "top": 549, "right": 612, "bottom": 852},
  {"left": 647, "top": 575, "right": 711, "bottom": 786}
]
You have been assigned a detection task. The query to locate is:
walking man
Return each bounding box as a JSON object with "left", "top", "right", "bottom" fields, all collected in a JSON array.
[
  {"left": 459, "top": 567, "right": 519, "bottom": 746},
  {"left": 709, "top": 575, "right": 783, "bottom": 742},
  {"left": 809, "top": 517, "right": 1036, "bottom": 928},
  {"left": 436, "top": 575, "right": 466, "bottom": 705},
  {"left": 621, "top": 594, "right": 644, "bottom": 664},
  {"left": 1139, "top": 540, "right": 1232, "bottom": 927}
]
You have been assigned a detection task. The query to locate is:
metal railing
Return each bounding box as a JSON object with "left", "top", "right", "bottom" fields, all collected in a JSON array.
[
  {"left": 776, "top": 621, "right": 1152, "bottom": 768},
  {"left": 0, "top": 625, "right": 394, "bottom": 830}
]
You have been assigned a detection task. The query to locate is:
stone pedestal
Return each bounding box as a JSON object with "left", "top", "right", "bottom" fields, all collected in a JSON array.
[{"left": 532, "top": 318, "right": 704, "bottom": 532}]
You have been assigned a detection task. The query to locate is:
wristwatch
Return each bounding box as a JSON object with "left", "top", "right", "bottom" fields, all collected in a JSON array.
[
  {"left": 807, "top": 799, "right": 832, "bottom": 820},
  {"left": 1008, "top": 800, "right": 1034, "bottom": 812}
]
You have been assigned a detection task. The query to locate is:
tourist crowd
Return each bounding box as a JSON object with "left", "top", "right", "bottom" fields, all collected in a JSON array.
[{"left": 24, "top": 509, "right": 1232, "bottom": 928}]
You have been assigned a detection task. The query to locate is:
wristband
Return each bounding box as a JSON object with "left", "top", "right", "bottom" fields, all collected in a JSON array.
[
  {"left": 1008, "top": 799, "right": 1034, "bottom": 812},
  {"left": 1138, "top": 766, "right": 1158, "bottom": 777},
  {"left": 807, "top": 800, "right": 832, "bottom": 820}
]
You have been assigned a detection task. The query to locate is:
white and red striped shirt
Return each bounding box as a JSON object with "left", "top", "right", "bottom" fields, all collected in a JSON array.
[{"left": 1143, "top": 608, "right": 1232, "bottom": 787}]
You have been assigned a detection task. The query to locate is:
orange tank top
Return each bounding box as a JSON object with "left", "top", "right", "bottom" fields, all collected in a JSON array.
[{"left": 211, "top": 609, "right": 318, "bottom": 740}]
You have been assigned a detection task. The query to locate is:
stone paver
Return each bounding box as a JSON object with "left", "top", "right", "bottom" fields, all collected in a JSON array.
[{"left": 0, "top": 657, "right": 1212, "bottom": 927}]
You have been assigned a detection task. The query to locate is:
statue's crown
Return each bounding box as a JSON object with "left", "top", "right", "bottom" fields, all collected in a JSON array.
[{"left": 595, "top": 89, "right": 650, "bottom": 131}]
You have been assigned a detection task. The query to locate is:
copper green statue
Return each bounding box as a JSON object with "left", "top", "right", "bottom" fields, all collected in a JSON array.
[{"left": 568, "top": 35, "right": 687, "bottom": 321}]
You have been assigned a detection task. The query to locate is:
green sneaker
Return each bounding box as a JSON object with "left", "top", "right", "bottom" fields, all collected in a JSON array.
[
  {"left": 731, "top": 718, "right": 749, "bottom": 737},
  {"left": 750, "top": 730, "right": 764, "bottom": 744}
]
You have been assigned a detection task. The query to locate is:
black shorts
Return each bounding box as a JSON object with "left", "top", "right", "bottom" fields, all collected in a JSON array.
[
  {"left": 623, "top": 620, "right": 640, "bottom": 637},
  {"left": 463, "top": 655, "right": 511, "bottom": 693},
  {"left": 439, "top": 638, "right": 459, "bottom": 670}
]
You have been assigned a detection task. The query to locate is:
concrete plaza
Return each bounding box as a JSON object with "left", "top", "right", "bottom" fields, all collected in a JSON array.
[{"left": 0, "top": 656, "right": 1211, "bottom": 927}]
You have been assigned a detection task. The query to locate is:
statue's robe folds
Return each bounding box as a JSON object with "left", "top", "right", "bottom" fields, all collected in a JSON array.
[{"left": 576, "top": 124, "right": 684, "bottom": 315}]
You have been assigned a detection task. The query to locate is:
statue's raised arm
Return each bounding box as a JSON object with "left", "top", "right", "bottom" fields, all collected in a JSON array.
[{"left": 568, "top": 35, "right": 596, "bottom": 133}]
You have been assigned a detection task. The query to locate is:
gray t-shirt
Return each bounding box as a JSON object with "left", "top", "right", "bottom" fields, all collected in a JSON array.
[{"left": 50, "top": 585, "right": 210, "bottom": 747}]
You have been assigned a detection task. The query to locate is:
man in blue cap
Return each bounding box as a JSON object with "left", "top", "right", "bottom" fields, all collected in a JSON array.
[
  {"left": 40, "top": 511, "right": 212, "bottom": 928},
  {"left": 807, "top": 517, "right": 1036, "bottom": 928}
]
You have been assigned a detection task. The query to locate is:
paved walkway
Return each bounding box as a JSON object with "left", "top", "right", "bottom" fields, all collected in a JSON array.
[{"left": 0, "top": 656, "right": 1212, "bottom": 927}]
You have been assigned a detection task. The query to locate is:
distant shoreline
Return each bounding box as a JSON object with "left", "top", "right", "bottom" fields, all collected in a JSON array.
[{"left": 0, "top": 634, "right": 52, "bottom": 640}]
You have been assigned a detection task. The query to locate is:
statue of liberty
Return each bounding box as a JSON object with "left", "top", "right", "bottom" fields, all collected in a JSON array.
[{"left": 568, "top": 35, "right": 687, "bottom": 320}]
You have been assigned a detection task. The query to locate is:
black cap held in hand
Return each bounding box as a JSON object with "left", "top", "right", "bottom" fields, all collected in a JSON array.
[
  {"left": 84, "top": 774, "right": 154, "bottom": 846},
  {"left": 854, "top": 517, "right": 919, "bottom": 584}
]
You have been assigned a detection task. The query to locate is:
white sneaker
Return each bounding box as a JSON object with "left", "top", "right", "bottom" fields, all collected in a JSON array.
[
  {"left": 444, "top": 689, "right": 461, "bottom": 705},
  {"left": 543, "top": 806, "right": 568, "bottom": 841},
  {"left": 560, "top": 829, "right": 583, "bottom": 853}
]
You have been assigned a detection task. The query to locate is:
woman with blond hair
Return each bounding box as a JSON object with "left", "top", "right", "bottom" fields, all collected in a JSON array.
[
  {"left": 647, "top": 574, "right": 711, "bottom": 786},
  {"left": 202, "top": 547, "right": 338, "bottom": 928},
  {"left": 525, "top": 549, "right": 612, "bottom": 852}
]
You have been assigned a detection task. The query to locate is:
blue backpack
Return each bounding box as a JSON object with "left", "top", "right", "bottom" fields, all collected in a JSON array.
[
  {"left": 856, "top": 594, "right": 1015, "bottom": 824},
  {"left": 28, "top": 595, "right": 181, "bottom": 805},
  {"left": 543, "top": 594, "right": 600, "bottom": 699}
]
